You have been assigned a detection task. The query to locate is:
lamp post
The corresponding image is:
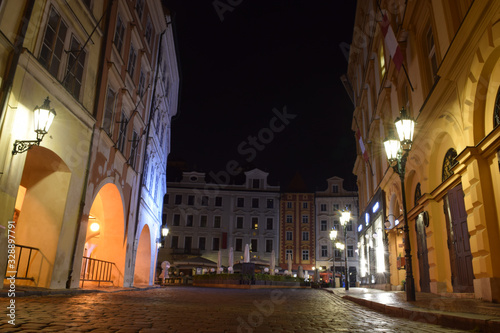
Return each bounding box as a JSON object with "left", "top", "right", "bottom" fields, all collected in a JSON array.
[
  {"left": 329, "top": 229, "right": 338, "bottom": 288},
  {"left": 13, "top": 97, "right": 56, "bottom": 155},
  {"left": 339, "top": 210, "right": 351, "bottom": 291},
  {"left": 383, "top": 107, "right": 416, "bottom": 302}
]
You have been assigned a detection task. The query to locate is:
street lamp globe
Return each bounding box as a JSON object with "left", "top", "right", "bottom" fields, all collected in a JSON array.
[
  {"left": 340, "top": 210, "right": 351, "bottom": 226},
  {"left": 384, "top": 133, "right": 400, "bottom": 166},
  {"left": 394, "top": 107, "right": 415, "bottom": 151},
  {"left": 329, "top": 229, "right": 337, "bottom": 240}
]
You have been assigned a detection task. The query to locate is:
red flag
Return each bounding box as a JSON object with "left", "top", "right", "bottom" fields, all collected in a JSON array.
[
  {"left": 379, "top": 13, "right": 403, "bottom": 71},
  {"left": 356, "top": 130, "right": 369, "bottom": 163}
]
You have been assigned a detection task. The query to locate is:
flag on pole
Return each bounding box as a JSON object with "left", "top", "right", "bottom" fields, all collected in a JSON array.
[
  {"left": 356, "top": 130, "right": 369, "bottom": 163},
  {"left": 379, "top": 13, "right": 403, "bottom": 71}
]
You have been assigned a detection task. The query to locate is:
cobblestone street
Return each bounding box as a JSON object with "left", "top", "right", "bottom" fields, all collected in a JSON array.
[{"left": 1, "top": 287, "right": 471, "bottom": 332}]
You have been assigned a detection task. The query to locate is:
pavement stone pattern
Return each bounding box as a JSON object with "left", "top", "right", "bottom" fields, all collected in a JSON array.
[{"left": 0, "top": 287, "right": 472, "bottom": 332}]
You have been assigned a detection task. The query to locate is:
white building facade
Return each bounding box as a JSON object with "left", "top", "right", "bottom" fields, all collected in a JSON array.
[
  {"left": 315, "top": 177, "right": 359, "bottom": 286},
  {"left": 162, "top": 169, "right": 280, "bottom": 273}
]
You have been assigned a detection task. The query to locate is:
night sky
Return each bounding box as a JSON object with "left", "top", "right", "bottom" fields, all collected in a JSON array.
[{"left": 165, "top": 0, "right": 358, "bottom": 191}]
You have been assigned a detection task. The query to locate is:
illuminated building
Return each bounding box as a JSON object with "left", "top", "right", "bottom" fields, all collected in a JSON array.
[{"left": 346, "top": 0, "right": 500, "bottom": 301}]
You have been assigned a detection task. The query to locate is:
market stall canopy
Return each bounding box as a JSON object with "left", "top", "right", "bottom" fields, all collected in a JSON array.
[{"left": 173, "top": 256, "right": 218, "bottom": 269}]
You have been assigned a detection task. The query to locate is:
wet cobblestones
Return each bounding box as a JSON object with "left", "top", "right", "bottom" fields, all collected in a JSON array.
[{"left": 1, "top": 287, "right": 471, "bottom": 332}]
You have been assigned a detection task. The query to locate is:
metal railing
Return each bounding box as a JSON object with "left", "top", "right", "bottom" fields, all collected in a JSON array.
[
  {"left": 80, "top": 256, "right": 115, "bottom": 287},
  {"left": 6, "top": 244, "right": 39, "bottom": 281}
]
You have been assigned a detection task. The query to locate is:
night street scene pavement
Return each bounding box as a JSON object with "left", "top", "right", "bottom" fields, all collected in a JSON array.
[{"left": 0, "top": 286, "right": 492, "bottom": 333}]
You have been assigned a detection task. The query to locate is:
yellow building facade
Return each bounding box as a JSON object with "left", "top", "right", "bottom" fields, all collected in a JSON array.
[{"left": 347, "top": 0, "right": 500, "bottom": 301}]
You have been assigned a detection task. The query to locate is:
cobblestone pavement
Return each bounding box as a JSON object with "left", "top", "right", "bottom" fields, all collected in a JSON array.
[{"left": 1, "top": 287, "right": 472, "bottom": 332}]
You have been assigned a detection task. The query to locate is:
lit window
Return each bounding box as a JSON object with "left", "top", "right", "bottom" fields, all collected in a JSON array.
[{"left": 252, "top": 217, "right": 258, "bottom": 229}]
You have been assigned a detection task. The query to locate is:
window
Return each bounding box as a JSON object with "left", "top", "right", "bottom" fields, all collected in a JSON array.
[
  {"left": 348, "top": 245, "right": 354, "bottom": 258},
  {"left": 252, "top": 198, "right": 259, "bottom": 208},
  {"left": 250, "top": 239, "right": 258, "bottom": 252},
  {"left": 175, "top": 195, "right": 182, "bottom": 205},
  {"left": 237, "top": 197, "right": 244, "bottom": 207},
  {"left": 173, "top": 214, "right": 180, "bottom": 226},
  {"left": 186, "top": 215, "right": 193, "bottom": 227},
  {"left": 266, "top": 218, "right": 273, "bottom": 230},
  {"left": 236, "top": 216, "right": 243, "bottom": 229},
  {"left": 334, "top": 220, "right": 340, "bottom": 230},
  {"left": 199, "top": 237, "right": 206, "bottom": 251},
  {"left": 347, "top": 221, "right": 353, "bottom": 231},
  {"left": 426, "top": 26, "right": 438, "bottom": 84},
  {"left": 102, "top": 87, "right": 116, "bottom": 136},
  {"left": 188, "top": 195, "right": 194, "bottom": 206},
  {"left": 213, "top": 216, "right": 221, "bottom": 228},
  {"left": 286, "top": 215, "right": 292, "bottom": 223},
  {"left": 320, "top": 220, "right": 327, "bottom": 231},
  {"left": 200, "top": 215, "right": 207, "bottom": 228},
  {"left": 201, "top": 196, "right": 209, "bottom": 206},
  {"left": 252, "top": 179, "right": 260, "bottom": 188},
  {"left": 302, "top": 202, "right": 308, "bottom": 209},
  {"left": 267, "top": 199, "right": 274, "bottom": 208},
  {"left": 286, "top": 249, "right": 293, "bottom": 261},
  {"left": 212, "top": 238, "right": 220, "bottom": 251},
  {"left": 117, "top": 111, "right": 128, "bottom": 154},
  {"left": 266, "top": 240, "right": 273, "bottom": 253},
  {"left": 335, "top": 248, "right": 341, "bottom": 258},
  {"left": 113, "top": 15, "right": 125, "bottom": 54},
  {"left": 127, "top": 45, "right": 137, "bottom": 78},
  {"left": 235, "top": 238, "right": 242, "bottom": 252},
  {"left": 145, "top": 16, "right": 153, "bottom": 47},
  {"left": 184, "top": 236, "right": 192, "bottom": 251},
  {"left": 333, "top": 204, "right": 339, "bottom": 211},
  {"left": 442, "top": 148, "right": 458, "bottom": 182},
  {"left": 287, "top": 202, "right": 292, "bottom": 209},
  {"left": 332, "top": 185, "right": 339, "bottom": 193},
  {"left": 302, "top": 215, "right": 309, "bottom": 223},
  {"left": 138, "top": 70, "right": 146, "bottom": 98},
  {"left": 171, "top": 235, "right": 178, "bottom": 249},
  {"left": 39, "top": 6, "right": 68, "bottom": 78},
  {"left": 64, "top": 36, "right": 86, "bottom": 99},
  {"left": 252, "top": 217, "right": 258, "bottom": 230},
  {"left": 378, "top": 42, "right": 386, "bottom": 82},
  {"left": 495, "top": 87, "right": 500, "bottom": 127},
  {"left": 302, "top": 250, "right": 309, "bottom": 261},
  {"left": 129, "top": 130, "right": 139, "bottom": 169},
  {"left": 215, "top": 197, "right": 223, "bottom": 207},
  {"left": 320, "top": 204, "right": 327, "bottom": 211},
  {"left": 302, "top": 231, "right": 309, "bottom": 241},
  {"left": 164, "top": 194, "right": 169, "bottom": 205},
  {"left": 286, "top": 231, "right": 293, "bottom": 241},
  {"left": 135, "top": 0, "right": 144, "bottom": 19},
  {"left": 321, "top": 245, "right": 328, "bottom": 257}
]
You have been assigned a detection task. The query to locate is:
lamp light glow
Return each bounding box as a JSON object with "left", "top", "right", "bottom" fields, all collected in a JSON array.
[{"left": 90, "top": 222, "right": 100, "bottom": 232}]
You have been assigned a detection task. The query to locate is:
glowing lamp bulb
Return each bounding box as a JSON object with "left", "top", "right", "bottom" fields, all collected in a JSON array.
[{"left": 90, "top": 222, "right": 100, "bottom": 232}]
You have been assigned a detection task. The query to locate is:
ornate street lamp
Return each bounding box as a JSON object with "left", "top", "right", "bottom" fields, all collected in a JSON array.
[
  {"left": 161, "top": 225, "right": 169, "bottom": 237},
  {"left": 339, "top": 209, "right": 351, "bottom": 291},
  {"left": 329, "top": 229, "right": 338, "bottom": 288},
  {"left": 383, "top": 107, "right": 416, "bottom": 302},
  {"left": 13, "top": 97, "right": 56, "bottom": 155}
]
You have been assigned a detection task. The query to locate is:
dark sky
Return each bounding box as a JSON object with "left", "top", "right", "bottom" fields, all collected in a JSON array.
[{"left": 165, "top": 0, "right": 358, "bottom": 191}]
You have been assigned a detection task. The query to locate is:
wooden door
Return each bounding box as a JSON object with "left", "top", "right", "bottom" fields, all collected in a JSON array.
[
  {"left": 445, "top": 184, "right": 474, "bottom": 293},
  {"left": 415, "top": 212, "right": 431, "bottom": 292}
]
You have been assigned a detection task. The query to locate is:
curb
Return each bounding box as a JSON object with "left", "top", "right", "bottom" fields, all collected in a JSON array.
[
  {"left": 0, "top": 285, "right": 161, "bottom": 298},
  {"left": 341, "top": 293, "right": 500, "bottom": 333}
]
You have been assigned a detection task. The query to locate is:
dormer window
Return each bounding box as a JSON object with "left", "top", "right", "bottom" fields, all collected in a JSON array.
[
  {"left": 332, "top": 185, "right": 339, "bottom": 193},
  {"left": 252, "top": 179, "right": 260, "bottom": 189}
]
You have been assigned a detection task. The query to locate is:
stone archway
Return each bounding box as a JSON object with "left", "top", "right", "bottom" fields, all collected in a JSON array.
[
  {"left": 134, "top": 224, "right": 152, "bottom": 285},
  {"left": 84, "top": 183, "right": 126, "bottom": 286},
  {"left": 14, "top": 146, "right": 71, "bottom": 288}
]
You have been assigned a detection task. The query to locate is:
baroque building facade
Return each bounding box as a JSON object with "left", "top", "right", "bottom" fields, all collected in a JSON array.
[
  {"left": 161, "top": 169, "right": 280, "bottom": 273},
  {"left": 0, "top": 0, "right": 178, "bottom": 289},
  {"left": 347, "top": 0, "right": 500, "bottom": 301}
]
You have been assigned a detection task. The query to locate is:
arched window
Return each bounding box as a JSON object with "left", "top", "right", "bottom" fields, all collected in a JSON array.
[
  {"left": 494, "top": 87, "right": 500, "bottom": 127},
  {"left": 414, "top": 183, "right": 422, "bottom": 206},
  {"left": 442, "top": 148, "right": 458, "bottom": 182}
]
